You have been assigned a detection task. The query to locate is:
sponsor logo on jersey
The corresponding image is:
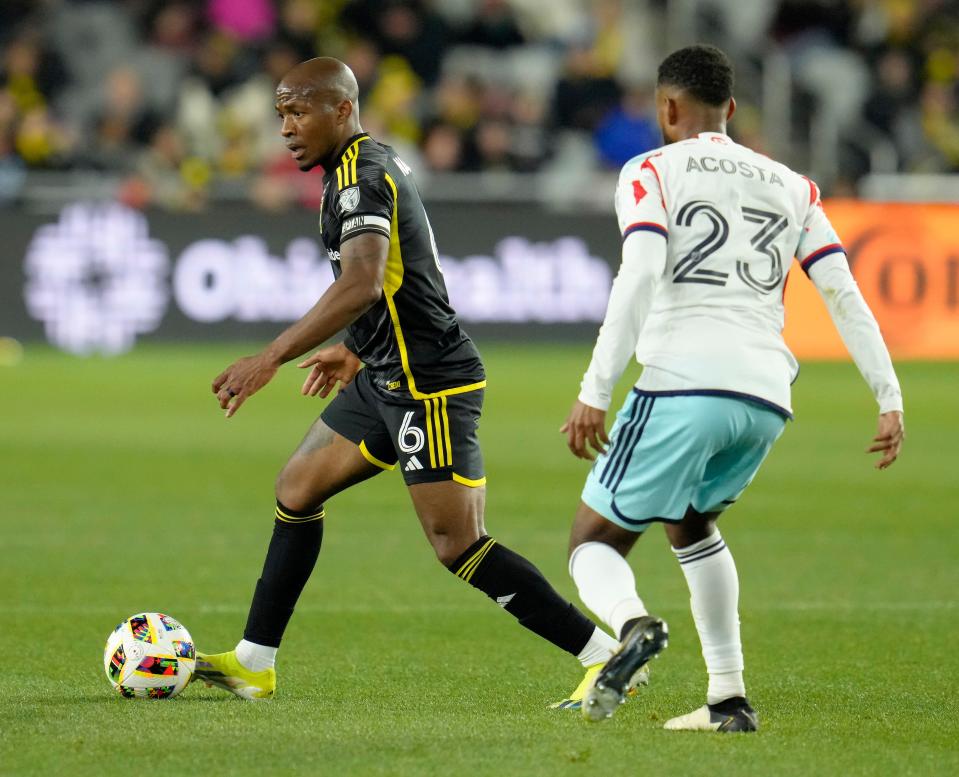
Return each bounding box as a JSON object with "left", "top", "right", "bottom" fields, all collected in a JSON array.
[{"left": 404, "top": 455, "right": 424, "bottom": 471}]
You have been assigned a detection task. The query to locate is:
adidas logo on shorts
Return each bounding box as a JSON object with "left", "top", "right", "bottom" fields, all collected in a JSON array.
[{"left": 404, "top": 455, "right": 424, "bottom": 472}]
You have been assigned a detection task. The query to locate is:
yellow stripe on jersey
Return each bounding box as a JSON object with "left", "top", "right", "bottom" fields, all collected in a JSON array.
[
  {"left": 336, "top": 148, "right": 350, "bottom": 190},
  {"left": 433, "top": 380, "right": 487, "bottom": 397},
  {"left": 345, "top": 145, "right": 357, "bottom": 184},
  {"left": 381, "top": 172, "right": 488, "bottom": 401},
  {"left": 336, "top": 148, "right": 351, "bottom": 190},
  {"left": 336, "top": 136, "right": 368, "bottom": 190}
]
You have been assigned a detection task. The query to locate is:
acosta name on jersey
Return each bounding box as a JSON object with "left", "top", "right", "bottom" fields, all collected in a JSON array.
[{"left": 685, "top": 156, "right": 785, "bottom": 187}]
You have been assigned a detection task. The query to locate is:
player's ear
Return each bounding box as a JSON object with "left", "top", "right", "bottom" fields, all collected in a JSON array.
[
  {"left": 666, "top": 96, "right": 680, "bottom": 128},
  {"left": 726, "top": 96, "right": 736, "bottom": 123},
  {"left": 336, "top": 98, "right": 354, "bottom": 125}
]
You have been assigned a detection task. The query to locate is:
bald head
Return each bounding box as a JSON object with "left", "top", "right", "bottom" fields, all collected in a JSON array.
[
  {"left": 276, "top": 57, "right": 359, "bottom": 108},
  {"left": 275, "top": 57, "right": 362, "bottom": 172}
]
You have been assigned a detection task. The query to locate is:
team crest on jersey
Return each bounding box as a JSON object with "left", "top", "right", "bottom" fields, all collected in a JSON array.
[{"left": 339, "top": 186, "right": 360, "bottom": 214}]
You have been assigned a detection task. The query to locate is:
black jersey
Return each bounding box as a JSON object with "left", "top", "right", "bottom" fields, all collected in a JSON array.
[{"left": 319, "top": 133, "right": 485, "bottom": 398}]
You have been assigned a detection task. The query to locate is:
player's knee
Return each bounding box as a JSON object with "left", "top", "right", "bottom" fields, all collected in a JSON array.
[
  {"left": 665, "top": 509, "right": 717, "bottom": 548},
  {"left": 429, "top": 534, "right": 466, "bottom": 567},
  {"left": 425, "top": 523, "right": 479, "bottom": 566},
  {"left": 274, "top": 465, "right": 318, "bottom": 515},
  {"left": 568, "top": 506, "right": 637, "bottom": 559},
  {"left": 274, "top": 487, "right": 316, "bottom": 516}
]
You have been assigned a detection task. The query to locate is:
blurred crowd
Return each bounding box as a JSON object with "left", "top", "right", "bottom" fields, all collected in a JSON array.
[
  {"left": 1, "top": 0, "right": 958, "bottom": 210},
  {"left": 763, "top": 0, "right": 959, "bottom": 192}
]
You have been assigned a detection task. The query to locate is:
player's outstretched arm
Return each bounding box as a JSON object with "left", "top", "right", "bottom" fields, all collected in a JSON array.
[
  {"left": 212, "top": 233, "right": 388, "bottom": 417},
  {"left": 868, "top": 410, "right": 904, "bottom": 470}
]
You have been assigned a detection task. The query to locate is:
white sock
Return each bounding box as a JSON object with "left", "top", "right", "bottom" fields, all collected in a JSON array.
[
  {"left": 235, "top": 639, "right": 277, "bottom": 672},
  {"left": 575, "top": 626, "right": 619, "bottom": 667},
  {"left": 672, "top": 531, "right": 746, "bottom": 705},
  {"left": 569, "top": 541, "right": 648, "bottom": 640}
]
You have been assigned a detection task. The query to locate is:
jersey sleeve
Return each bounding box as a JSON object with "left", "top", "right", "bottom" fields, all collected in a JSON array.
[
  {"left": 795, "top": 180, "right": 902, "bottom": 412},
  {"left": 578, "top": 156, "right": 669, "bottom": 409},
  {"left": 807, "top": 254, "right": 903, "bottom": 413},
  {"left": 795, "top": 178, "right": 843, "bottom": 274},
  {"left": 337, "top": 156, "right": 395, "bottom": 242},
  {"left": 614, "top": 155, "right": 669, "bottom": 241},
  {"left": 579, "top": 230, "right": 667, "bottom": 410}
]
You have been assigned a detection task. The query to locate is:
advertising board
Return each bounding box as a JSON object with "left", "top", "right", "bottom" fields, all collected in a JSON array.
[{"left": 2, "top": 200, "right": 956, "bottom": 359}]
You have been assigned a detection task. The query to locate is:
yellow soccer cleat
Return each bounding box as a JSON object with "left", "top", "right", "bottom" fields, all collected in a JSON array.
[
  {"left": 193, "top": 650, "right": 275, "bottom": 701},
  {"left": 549, "top": 661, "right": 649, "bottom": 711}
]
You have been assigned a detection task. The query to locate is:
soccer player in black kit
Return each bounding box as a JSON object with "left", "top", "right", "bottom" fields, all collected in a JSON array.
[{"left": 194, "top": 57, "right": 618, "bottom": 704}]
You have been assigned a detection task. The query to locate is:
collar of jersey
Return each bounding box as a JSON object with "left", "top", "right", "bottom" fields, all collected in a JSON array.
[
  {"left": 696, "top": 131, "right": 728, "bottom": 140},
  {"left": 334, "top": 132, "right": 370, "bottom": 164}
]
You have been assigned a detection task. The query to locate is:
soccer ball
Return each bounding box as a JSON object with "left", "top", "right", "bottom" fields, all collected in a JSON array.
[{"left": 103, "top": 612, "right": 196, "bottom": 699}]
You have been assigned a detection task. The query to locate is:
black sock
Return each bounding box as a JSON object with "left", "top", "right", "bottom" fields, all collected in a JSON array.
[
  {"left": 448, "top": 536, "right": 595, "bottom": 656},
  {"left": 242, "top": 500, "right": 324, "bottom": 648},
  {"left": 708, "top": 696, "right": 750, "bottom": 713}
]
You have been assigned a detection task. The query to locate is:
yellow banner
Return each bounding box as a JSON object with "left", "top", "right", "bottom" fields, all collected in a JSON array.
[{"left": 784, "top": 200, "right": 959, "bottom": 359}]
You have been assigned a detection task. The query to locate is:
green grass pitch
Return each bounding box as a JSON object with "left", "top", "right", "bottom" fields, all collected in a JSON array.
[{"left": 1, "top": 344, "right": 957, "bottom": 776}]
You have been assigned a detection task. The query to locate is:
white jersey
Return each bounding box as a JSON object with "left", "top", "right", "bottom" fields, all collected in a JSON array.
[{"left": 580, "top": 131, "right": 902, "bottom": 417}]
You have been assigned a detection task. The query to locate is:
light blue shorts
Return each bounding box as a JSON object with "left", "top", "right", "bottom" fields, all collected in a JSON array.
[{"left": 582, "top": 390, "right": 787, "bottom": 532}]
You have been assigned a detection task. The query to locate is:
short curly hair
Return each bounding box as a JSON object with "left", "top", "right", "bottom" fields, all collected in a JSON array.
[{"left": 657, "top": 44, "right": 734, "bottom": 106}]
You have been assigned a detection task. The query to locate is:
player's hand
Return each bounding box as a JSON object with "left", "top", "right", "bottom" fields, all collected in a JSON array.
[
  {"left": 867, "top": 410, "right": 904, "bottom": 469},
  {"left": 212, "top": 353, "right": 280, "bottom": 418},
  {"left": 298, "top": 343, "right": 362, "bottom": 399},
  {"left": 560, "top": 400, "right": 609, "bottom": 461}
]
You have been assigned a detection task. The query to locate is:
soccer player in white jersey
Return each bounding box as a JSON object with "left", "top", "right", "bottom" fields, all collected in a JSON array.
[{"left": 558, "top": 45, "right": 904, "bottom": 730}]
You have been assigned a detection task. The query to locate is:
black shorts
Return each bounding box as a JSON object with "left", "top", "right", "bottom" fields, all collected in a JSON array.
[{"left": 321, "top": 368, "right": 486, "bottom": 487}]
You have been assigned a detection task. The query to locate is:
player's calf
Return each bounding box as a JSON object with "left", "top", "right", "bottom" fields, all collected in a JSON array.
[
  {"left": 242, "top": 500, "right": 325, "bottom": 651},
  {"left": 447, "top": 535, "right": 618, "bottom": 665}
]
